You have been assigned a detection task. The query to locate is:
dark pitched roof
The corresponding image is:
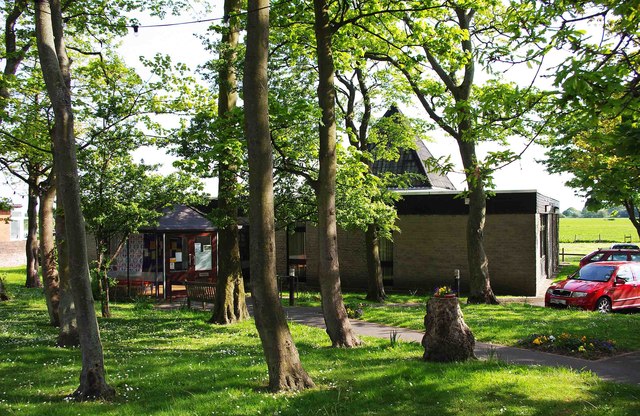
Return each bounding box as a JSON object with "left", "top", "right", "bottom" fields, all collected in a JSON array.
[
  {"left": 139, "top": 204, "right": 216, "bottom": 232},
  {"left": 371, "top": 107, "right": 455, "bottom": 190}
]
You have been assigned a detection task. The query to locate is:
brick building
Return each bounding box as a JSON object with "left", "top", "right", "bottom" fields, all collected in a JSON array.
[
  {"left": 275, "top": 189, "right": 559, "bottom": 296},
  {"left": 273, "top": 111, "right": 559, "bottom": 296},
  {"left": 0, "top": 205, "right": 27, "bottom": 267}
]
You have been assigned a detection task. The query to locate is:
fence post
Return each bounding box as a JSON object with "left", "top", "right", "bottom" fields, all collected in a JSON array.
[{"left": 561, "top": 247, "right": 565, "bottom": 263}]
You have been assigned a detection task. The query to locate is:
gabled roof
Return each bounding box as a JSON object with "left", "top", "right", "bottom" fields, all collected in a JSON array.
[
  {"left": 371, "top": 107, "right": 456, "bottom": 190},
  {"left": 139, "top": 204, "right": 216, "bottom": 232}
]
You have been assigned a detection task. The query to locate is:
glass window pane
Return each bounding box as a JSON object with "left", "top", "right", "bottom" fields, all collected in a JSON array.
[
  {"left": 195, "top": 235, "right": 212, "bottom": 271},
  {"left": 169, "top": 237, "right": 187, "bottom": 271}
]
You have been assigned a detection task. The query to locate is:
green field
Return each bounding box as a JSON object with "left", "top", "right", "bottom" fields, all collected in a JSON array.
[
  {"left": 3, "top": 267, "right": 640, "bottom": 415},
  {"left": 560, "top": 218, "right": 638, "bottom": 243}
]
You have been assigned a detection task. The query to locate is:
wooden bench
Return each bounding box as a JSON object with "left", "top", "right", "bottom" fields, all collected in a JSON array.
[{"left": 184, "top": 281, "right": 216, "bottom": 310}]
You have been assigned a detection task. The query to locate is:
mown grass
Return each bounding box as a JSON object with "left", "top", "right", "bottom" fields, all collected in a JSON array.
[
  {"left": 359, "top": 302, "right": 640, "bottom": 351},
  {"left": 560, "top": 218, "right": 638, "bottom": 243},
  {"left": 294, "top": 284, "right": 640, "bottom": 352},
  {"left": 3, "top": 267, "right": 640, "bottom": 415}
]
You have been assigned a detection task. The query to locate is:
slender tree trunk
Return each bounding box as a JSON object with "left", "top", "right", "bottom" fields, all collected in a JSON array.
[
  {"left": 313, "top": 0, "right": 360, "bottom": 347},
  {"left": 25, "top": 179, "right": 41, "bottom": 288},
  {"left": 457, "top": 140, "right": 498, "bottom": 305},
  {"left": 244, "top": 0, "right": 314, "bottom": 392},
  {"left": 623, "top": 201, "right": 640, "bottom": 240},
  {"left": 35, "top": 0, "right": 113, "bottom": 400},
  {"left": 39, "top": 179, "right": 60, "bottom": 326},
  {"left": 96, "top": 246, "right": 111, "bottom": 318},
  {"left": 211, "top": 0, "right": 249, "bottom": 325},
  {"left": 365, "top": 224, "right": 386, "bottom": 302},
  {"left": 1, "top": 0, "right": 29, "bottom": 109},
  {"left": 56, "top": 209, "right": 79, "bottom": 347}
]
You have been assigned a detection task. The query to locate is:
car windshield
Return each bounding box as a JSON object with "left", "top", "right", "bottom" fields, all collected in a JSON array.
[{"left": 578, "top": 265, "right": 616, "bottom": 282}]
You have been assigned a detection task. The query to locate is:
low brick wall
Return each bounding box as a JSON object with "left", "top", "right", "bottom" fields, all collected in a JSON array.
[{"left": 0, "top": 241, "right": 26, "bottom": 267}]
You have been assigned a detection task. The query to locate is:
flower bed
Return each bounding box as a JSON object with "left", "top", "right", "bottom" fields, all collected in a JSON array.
[{"left": 517, "top": 333, "right": 617, "bottom": 359}]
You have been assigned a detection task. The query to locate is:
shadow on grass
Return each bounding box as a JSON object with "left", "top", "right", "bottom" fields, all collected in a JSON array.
[{"left": 2, "top": 289, "right": 640, "bottom": 415}]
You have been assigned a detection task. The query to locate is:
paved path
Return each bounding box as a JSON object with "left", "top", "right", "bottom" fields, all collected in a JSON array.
[{"left": 282, "top": 305, "right": 640, "bottom": 385}]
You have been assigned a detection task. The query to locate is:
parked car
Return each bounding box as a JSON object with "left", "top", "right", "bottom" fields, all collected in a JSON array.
[
  {"left": 611, "top": 243, "right": 640, "bottom": 249},
  {"left": 545, "top": 261, "right": 640, "bottom": 313},
  {"left": 579, "top": 248, "right": 640, "bottom": 268}
]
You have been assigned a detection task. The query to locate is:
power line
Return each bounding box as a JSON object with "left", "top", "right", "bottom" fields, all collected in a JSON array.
[{"left": 129, "top": 4, "right": 272, "bottom": 33}]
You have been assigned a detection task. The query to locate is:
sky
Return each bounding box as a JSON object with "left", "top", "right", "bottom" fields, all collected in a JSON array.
[
  {"left": 116, "top": 10, "right": 586, "bottom": 210},
  {"left": 0, "top": 6, "right": 587, "bottom": 211}
]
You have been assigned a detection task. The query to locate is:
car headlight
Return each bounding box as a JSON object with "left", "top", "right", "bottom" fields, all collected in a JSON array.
[{"left": 572, "top": 291, "right": 588, "bottom": 298}]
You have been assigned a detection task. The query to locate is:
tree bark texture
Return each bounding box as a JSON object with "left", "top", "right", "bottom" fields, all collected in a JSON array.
[
  {"left": 55, "top": 209, "right": 79, "bottom": 347},
  {"left": 422, "top": 297, "right": 476, "bottom": 362},
  {"left": 457, "top": 141, "right": 498, "bottom": 305},
  {"left": 623, "top": 200, "right": 640, "bottom": 240},
  {"left": 39, "top": 180, "right": 60, "bottom": 326},
  {"left": 211, "top": 0, "right": 249, "bottom": 325},
  {"left": 313, "top": 0, "right": 360, "bottom": 348},
  {"left": 365, "top": 224, "right": 386, "bottom": 302},
  {"left": 244, "top": 0, "right": 314, "bottom": 392},
  {"left": 25, "top": 179, "right": 41, "bottom": 288},
  {"left": 35, "top": 0, "right": 113, "bottom": 400}
]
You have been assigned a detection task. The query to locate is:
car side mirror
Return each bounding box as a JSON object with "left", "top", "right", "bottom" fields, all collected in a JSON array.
[{"left": 615, "top": 277, "right": 627, "bottom": 285}]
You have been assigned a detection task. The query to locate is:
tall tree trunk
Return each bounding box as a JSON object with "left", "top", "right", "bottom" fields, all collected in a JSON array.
[
  {"left": 365, "top": 223, "right": 386, "bottom": 302},
  {"left": 55, "top": 209, "right": 79, "bottom": 347},
  {"left": 39, "top": 179, "right": 60, "bottom": 326},
  {"left": 457, "top": 140, "right": 498, "bottom": 305},
  {"left": 25, "top": 179, "right": 41, "bottom": 288},
  {"left": 35, "top": 0, "right": 113, "bottom": 400},
  {"left": 313, "top": 0, "right": 360, "bottom": 347},
  {"left": 96, "top": 246, "right": 111, "bottom": 318},
  {"left": 211, "top": 0, "right": 249, "bottom": 325},
  {"left": 244, "top": 0, "right": 314, "bottom": 392}
]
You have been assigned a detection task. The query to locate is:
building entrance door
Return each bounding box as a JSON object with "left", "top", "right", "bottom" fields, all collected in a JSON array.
[{"left": 165, "top": 233, "right": 217, "bottom": 299}]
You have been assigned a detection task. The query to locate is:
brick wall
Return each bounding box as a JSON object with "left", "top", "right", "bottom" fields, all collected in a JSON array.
[
  {"left": 0, "top": 212, "right": 11, "bottom": 242},
  {"left": 302, "top": 225, "right": 368, "bottom": 290},
  {"left": 296, "top": 213, "right": 546, "bottom": 296},
  {"left": 0, "top": 241, "right": 26, "bottom": 267},
  {"left": 275, "top": 228, "right": 287, "bottom": 276},
  {"left": 394, "top": 214, "right": 540, "bottom": 295}
]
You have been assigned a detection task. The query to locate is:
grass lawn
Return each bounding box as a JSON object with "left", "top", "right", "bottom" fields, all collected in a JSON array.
[
  {"left": 560, "top": 218, "right": 638, "bottom": 243},
  {"left": 2, "top": 267, "right": 640, "bottom": 415},
  {"left": 293, "top": 288, "right": 640, "bottom": 353}
]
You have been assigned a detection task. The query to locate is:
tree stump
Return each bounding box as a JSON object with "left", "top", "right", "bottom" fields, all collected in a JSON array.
[{"left": 422, "top": 297, "right": 476, "bottom": 362}]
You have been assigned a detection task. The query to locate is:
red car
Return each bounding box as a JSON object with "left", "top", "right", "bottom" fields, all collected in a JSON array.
[
  {"left": 545, "top": 261, "right": 640, "bottom": 313},
  {"left": 578, "top": 249, "right": 640, "bottom": 268}
]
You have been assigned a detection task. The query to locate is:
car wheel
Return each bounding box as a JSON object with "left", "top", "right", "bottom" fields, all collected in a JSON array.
[{"left": 595, "top": 297, "right": 612, "bottom": 313}]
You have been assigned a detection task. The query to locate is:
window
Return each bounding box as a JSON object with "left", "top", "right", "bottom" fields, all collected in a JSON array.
[
  {"left": 10, "top": 220, "right": 22, "bottom": 240},
  {"left": 287, "top": 224, "right": 306, "bottom": 280},
  {"left": 194, "top": 235, "right": 212, "bottom": 271},
  {"left": 168, "top": 237, "right": 188, "bottom": 271},
  {"left": 616, "top": 266, "right": 634, "bottom": 282},
  {"left": 142, "top": 234, "right": 163, "bottom": 273},
  {"left": 610, "top": 253, "right": 628, "bottom": 261}
]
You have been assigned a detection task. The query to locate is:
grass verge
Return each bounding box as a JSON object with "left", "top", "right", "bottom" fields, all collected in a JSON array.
[{"left": 2, "top": 267, "right": 640, "bottom": 415}]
